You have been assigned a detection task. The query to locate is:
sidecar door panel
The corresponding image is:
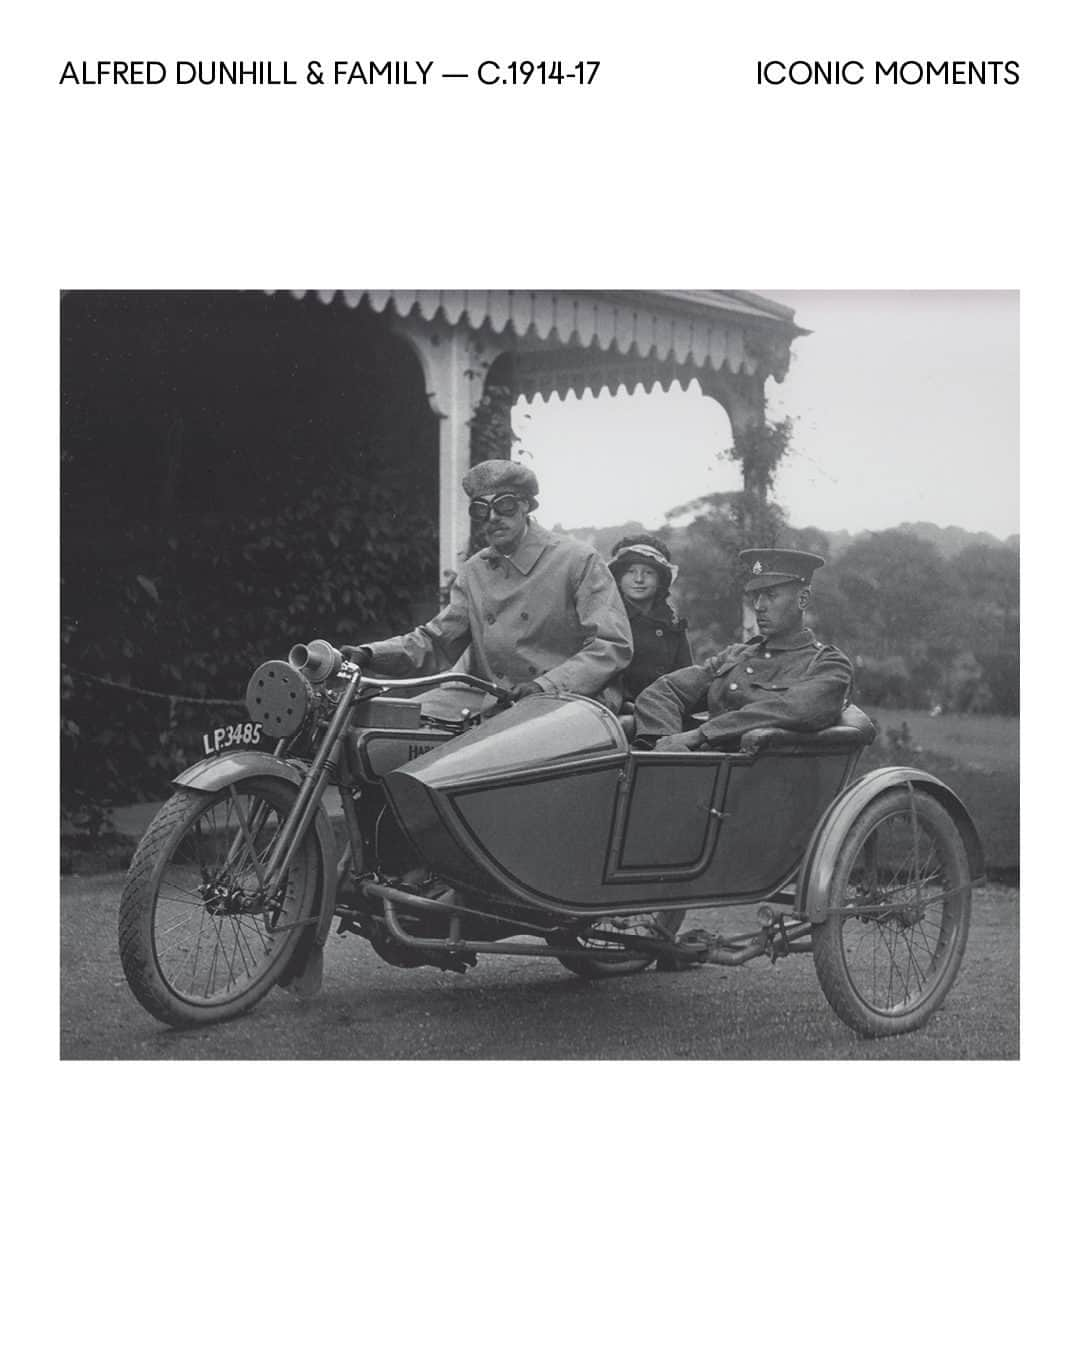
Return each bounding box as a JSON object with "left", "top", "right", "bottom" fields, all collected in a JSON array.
[{"left": 616, "top": 758, "right": 725, "bottom": 870}]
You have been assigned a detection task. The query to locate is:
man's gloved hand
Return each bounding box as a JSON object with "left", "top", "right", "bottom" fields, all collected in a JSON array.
[
  {"left": 654, "top": 729, "right": 705, "bottom": 753},
  {"left": 508, "top": 681, "right": 543, "bottom": 701},
  {"left": 340, "top": 645, "right": 372, "bottom": 668}
]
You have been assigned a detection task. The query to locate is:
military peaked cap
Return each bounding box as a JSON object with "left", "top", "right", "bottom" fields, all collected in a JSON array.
[{"left": 739, "top": 548, "right": 825, "bottom": 593}]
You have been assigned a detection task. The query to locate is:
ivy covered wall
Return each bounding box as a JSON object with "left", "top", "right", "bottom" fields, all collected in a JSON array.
[{"left": 61, "top": 291, "right": 439, "bottom": 819}]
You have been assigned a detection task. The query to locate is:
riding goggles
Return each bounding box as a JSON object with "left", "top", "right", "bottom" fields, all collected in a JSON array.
[{"left": 468, "top": 493, "right": 526, "bottom": 522}]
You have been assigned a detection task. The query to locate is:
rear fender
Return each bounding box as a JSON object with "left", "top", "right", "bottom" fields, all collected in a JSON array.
[
  {"left": 173, "top": 751, "right": 339, "bottom": 949},
  {"left": 795, "top": 766, "right": 985, "bottom": 924}
]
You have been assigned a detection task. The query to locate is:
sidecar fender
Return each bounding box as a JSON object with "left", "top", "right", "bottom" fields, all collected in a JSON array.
[
  {"left": 795, "top": 766, "right": 985, "bottom": 924},
  {"left": 172, "top": 751, "right": 339, "bottom": 950}
]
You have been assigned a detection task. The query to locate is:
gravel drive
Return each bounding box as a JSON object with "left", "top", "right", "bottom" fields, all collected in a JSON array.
[{"left": 61, "top": 872, "right": 1019, "bottom": 1060}]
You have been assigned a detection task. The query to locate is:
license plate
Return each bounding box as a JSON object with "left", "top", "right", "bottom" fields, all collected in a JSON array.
[{"left": 202, "top": 722, "right": 264, "bottom": 755}]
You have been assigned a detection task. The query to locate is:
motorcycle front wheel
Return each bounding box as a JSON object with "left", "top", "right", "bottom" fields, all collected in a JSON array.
[{"left": 119, "top": 778, "right": 319, "bottom": 1027}]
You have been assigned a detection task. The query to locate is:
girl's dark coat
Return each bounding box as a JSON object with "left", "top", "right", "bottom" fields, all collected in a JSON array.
[{"left": 622, "top": 600, "right": 693, "bottom": 700}]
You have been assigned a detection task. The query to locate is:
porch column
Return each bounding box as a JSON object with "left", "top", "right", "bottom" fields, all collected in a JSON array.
[
  {"left": 702, "top": 373, "right": 769, "bottom": 640},
  {"left": 391, "top": 317, "right": 505, "bottom": 601}
]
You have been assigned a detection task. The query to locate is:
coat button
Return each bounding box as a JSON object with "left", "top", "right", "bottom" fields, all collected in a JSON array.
[
  {"left": 656, "top": 629, "right": 663, "bottom": 637},
  {"left": 521, "top": 611, "right": 529, "bottom": 621},
  {"left": 485, "top": 613, "right": 495, "bottom": 624},
  {"left": 729, "top": 682, "right": 738, "bottom": 691},
  {"left": 745, "top": 666, "right": 753, "bottom": 674}
]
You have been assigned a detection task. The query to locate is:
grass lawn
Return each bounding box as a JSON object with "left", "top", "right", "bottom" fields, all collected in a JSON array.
[
  {"left": 862, "top": 705, "right": 1019, "bottom": 876},
  {"left": 863, "top": 706, "right": 1018, "bottom": 773}
]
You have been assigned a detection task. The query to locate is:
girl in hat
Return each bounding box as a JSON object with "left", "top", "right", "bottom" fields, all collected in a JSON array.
[{"left": 608, "top": 534, "right": 693, "bottom": 701}]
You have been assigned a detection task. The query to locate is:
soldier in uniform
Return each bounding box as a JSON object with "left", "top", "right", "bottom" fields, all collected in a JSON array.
[
  {"left": 633, "top": 548, "right": 852, "bottom": 752},
  {"left": 343, "top": 460, "right": 632, "bottom": 711}
]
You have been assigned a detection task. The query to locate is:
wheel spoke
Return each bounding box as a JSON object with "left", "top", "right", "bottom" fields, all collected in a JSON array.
[
  {"left": 136, "top": 786, "right": 315, "bottom": 1009},
  {"left": 817, "top": 795, "right": 972, "bottom": 1031}
]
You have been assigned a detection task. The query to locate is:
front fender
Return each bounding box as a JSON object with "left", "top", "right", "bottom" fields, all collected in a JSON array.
[
  {"left": 172, "top": 751, "right": 339, "bottom": 949},
  {"left": 174, "top": 749, "right": 305, "bottom": 794},
  {"left": 795, "top": 766, "right": 985, "bottom": 924}
]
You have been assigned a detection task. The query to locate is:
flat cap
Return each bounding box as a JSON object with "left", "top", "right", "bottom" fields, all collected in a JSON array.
[
  {"left": 461, "top": 459, "right": 540, "bottom": 509},
  {"left": 740, "top": 548, "right": 825, "bottom": 592}
]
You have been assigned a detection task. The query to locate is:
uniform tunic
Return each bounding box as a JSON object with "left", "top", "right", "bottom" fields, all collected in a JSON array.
[
  {"left": 633, "top": 628, "right": 852, "bottom": 746},
  {"left": 622, "top": 599, "right": 693, "bottom": 700},
  {"left": 364, "top": 521, "right": 632, "bottom": 704}
]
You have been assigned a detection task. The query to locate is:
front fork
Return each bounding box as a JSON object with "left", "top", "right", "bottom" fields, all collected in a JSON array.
[{"left": 260, "top": 668, "right": 363, "bottom": 900}]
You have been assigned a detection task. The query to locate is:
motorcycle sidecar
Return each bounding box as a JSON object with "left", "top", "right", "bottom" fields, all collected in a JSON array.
[{"left": 383, "top": 693, "right": 876, "bottom": 919}]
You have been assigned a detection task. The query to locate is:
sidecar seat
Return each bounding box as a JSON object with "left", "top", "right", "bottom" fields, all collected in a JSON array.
[{"left": 737, "top": 704, "right": 877, "bottom": 753}]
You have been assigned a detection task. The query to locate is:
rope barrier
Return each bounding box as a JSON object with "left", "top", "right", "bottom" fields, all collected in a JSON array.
[{"left": 62, "top": 665, "right": 246, "bottom": 709}]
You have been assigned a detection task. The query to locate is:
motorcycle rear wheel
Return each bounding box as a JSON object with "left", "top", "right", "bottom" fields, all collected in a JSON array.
[
  {"left": 812, "top": 788, "right": 971, "bottom": 1037},
  {"left": 119, "top": 779, "right": 319, "bottom": 1027}
]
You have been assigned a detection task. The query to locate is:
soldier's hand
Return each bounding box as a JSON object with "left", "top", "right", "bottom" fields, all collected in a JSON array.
[
  {"left": 654, "top": 730, "right": 704, "bottom": 753},
  {"left": 341, "top": 645, "right": 372, "bottom": 668},
  {"left": 508, "top": 681, "right": 542, "bottom": 701}
]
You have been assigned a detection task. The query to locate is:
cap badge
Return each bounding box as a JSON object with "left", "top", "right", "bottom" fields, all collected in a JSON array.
[{"left": 752, "top": 561, "right": 763, "bottom": 575}]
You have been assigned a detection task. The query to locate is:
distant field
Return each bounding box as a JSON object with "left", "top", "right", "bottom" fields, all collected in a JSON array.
[
  {"left": 863, "top": 707, "right": 1019, "bottom": 774},
  {"left": 862, "top": 706, "right": 1019, "bottom": 875}
]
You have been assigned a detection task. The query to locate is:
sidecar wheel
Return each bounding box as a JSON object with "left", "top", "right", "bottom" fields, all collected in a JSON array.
[
  {"left": 119, "top": 780, "right": 319, "bottom": 1027},
  {"left": 812, "top": 788, "right": 971, "bottom": 1037},
  {"left": 546, "top": 929, "right": 656, "bottom": 978}
]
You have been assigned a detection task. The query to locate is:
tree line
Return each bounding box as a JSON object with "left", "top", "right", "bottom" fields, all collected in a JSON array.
[{"left": 636, "top": 492, "right": 1019, "bottom": 715}]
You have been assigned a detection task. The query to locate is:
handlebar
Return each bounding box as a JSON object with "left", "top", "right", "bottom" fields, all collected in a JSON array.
[
  {"left": 353, "top": 670, "right": 514, "bottom": 706},
  {"left": 287, "top": 640, "right": 512, "bottom": 706}
]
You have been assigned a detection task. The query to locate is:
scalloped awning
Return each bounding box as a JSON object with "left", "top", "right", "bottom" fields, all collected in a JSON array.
[{"left": 269, "top": 289, "right": 806, "bottom": 397}]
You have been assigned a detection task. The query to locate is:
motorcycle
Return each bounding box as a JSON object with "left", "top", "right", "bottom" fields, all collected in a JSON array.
[{"left": 119, "top": 639, "right": 983, "bottom": 1038}]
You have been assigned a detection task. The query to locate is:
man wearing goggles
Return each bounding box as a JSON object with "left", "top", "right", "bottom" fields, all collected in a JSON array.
[
  {"left": 343, "top": 459, "right": 631, "bottom": 709},
  {"left": 467, "top": 492, "right": 527, "bottom": 522}
]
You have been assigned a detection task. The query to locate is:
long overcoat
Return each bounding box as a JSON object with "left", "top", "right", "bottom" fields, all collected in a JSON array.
[{"left": 365, "top": 521, "right": 632, "bottom": 707}]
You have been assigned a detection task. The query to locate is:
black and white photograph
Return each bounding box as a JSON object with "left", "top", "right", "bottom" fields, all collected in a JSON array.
[
  {"left": 15, "top": 0, "right": 1070, "bottom": 1343},
  {"left": 59, "top": 288, "right": 1019, "bottom": 1060}
]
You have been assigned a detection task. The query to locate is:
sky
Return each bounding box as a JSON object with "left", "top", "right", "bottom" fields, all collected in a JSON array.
[{"left": 512, "top": 290, "right": 1019, "bottom": 540}]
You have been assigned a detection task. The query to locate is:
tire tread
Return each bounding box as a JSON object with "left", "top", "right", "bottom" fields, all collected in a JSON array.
[{"left": 118, "top": 783, "right": 314, "bottom": 1027}]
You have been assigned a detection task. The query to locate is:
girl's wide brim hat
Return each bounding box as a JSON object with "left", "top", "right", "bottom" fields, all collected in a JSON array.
[{"left": 609, "top": 543, "right": 677, "bottom": 589}]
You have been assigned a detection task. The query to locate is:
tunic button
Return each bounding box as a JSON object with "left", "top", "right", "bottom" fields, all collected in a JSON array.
[
  {"left": 521, "top": 611, "right": 529, "bottom": 620},
  {"left": 485, "top": 614, "right": 495, "bottom": 624},
  {"left": 655, "top": 629, "right": 663, "bottom": 637},
  {"left": 746, "top": 666, "right": 753, "bottom": 674},
  {"left": 764, "top": 652, "right": 771, "bottom": 658},
  {"left": 729, "top": 682, "right": 738, "bottom": 691}
]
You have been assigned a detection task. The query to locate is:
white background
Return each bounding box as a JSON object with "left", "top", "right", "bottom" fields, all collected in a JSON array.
[{"left": 14, "top": 3, "right": 1066, "bottom": 1347}]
